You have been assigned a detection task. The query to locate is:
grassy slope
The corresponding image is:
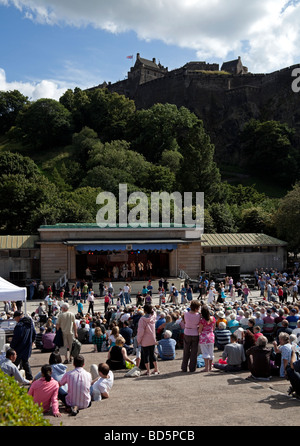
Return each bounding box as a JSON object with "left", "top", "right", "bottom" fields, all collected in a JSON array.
[{"left": 0, "top": 135, "right": 76, "bottom": 180}]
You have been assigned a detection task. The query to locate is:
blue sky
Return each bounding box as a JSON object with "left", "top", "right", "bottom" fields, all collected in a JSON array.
[{"left": 1, "top": 0, "right": 300, "bottom": 100}]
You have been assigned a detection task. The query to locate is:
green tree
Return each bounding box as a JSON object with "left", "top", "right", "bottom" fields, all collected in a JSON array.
[
  {"left": 0, "top": 151, "right": 41, "bottom": 178},
  {"left": 59, "top": 87, "right": 91, "bottom": 132},
  {"left": 240, "top": 119, "right": 298, "bottom": 186},
  {"left": 0, "top": 90, "right": 30, "bottom": 134},
  {"left": 85, "top": 88, "right": 136, "bottom": 142},
  {"left": 274, "top": 183, "right": 300, "bottom": 254},
  {"left": 15, "top": 98, "right": 73, "bottom": 149},
  {"left": 207, "top": 202, "right": 236, "bottom": 233},
  {"left": 128, "top": 103, "right": 221, "bottom": 199},
  {"left": 0, "top": 173, "right": 59, "bottom": 233},
  {"left": 71, "top": 126, "right": 100, "bottom": 169}
]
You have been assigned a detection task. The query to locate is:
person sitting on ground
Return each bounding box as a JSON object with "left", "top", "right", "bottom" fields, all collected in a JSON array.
[
  {"left": 0, "top": 348, "right": 31, "bottom": 386},
  {"left": 163, "top": 312, "right": 181, "bottom": 343},
  {"left": 41, "top": 327, "right": 56, "bottom": 353},
  {"left": 33, "top": 351, "right": 68, "bottom": 400},
  {"left": 28, "top": 364, "right": 61, "bottom": 417},
  {"left": 246, "top": 335, "right": 273, "bottom": 380},
  {"left": 215, "top": 311, "right": 227, "bottom": 328},
  {"left": 156, "top": 330, "right": 176, "bottom": 360},
  {"left": 253, "top": 325, "right": 263, "bottom": 341},
  {"left": 214, "top": 321, "right": 231, "bottom": 351},
  {"left": 213, "top": 332, "right": 246, "bottom": 373},
  {"left": 35, "top": 326, "right": 45, "bottom": 350},
  {"left": 119, "top": 320, "right": 133, "bottom": 352},
  {"left": 92, "top": 326, "right": 106, "bottom": 352},
  {"left": 292, "top": 319, "right": 300, "bottom": 345},
  {"left": 286, "top": 344, "right": 300, "bottom": 398},
  {"left": 273, "top": 332, "right": 293, "bottom": 378},
  {"left": 58, "top": 354, "right": 92, "bottom": 416},
  {"left": 77, "top": 321, "right": 90, "bottom": 344},
  {"left": 227, "top": 313, "right": 240, "bottom": 333},
  {"left": 106, "top": 335, "right": 135, "bottom": 370},
  {"left": 275, "top": 319, "right": 293, "bottom": 343},
  {"left": 262, "top": 309, "right": 275, "bottom": 340},
  {"left": 90, "top": 362, "right": 114, "bottom": 401}
]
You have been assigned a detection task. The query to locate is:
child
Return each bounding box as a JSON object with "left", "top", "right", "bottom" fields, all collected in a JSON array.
[
  {"left": 92, "top": 327, "right": 106, "bottom": 352},
  {"left": 90, "top": 362, "right": 114, "bottom": 401},
  {"left": 77, "top": 299, "right": 84, "bottom": 317},
  {"left": 116, "top": 296, "right": 121, "bottom": 310},
  {"left": 253, "top": 325, "right": 263, "bottom": 341},
  {"left": 108, "top": 325, "right": 119, "bottom": 348}
]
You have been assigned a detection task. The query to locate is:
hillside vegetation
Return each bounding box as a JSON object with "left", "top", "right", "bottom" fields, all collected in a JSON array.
[{"left": 0, "top": 88, "right": 299, "bottom": 251}]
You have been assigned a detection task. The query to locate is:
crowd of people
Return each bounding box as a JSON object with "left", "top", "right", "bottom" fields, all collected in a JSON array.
[{"left": 1, "top": 266, "right": 300, "bottom": 418}]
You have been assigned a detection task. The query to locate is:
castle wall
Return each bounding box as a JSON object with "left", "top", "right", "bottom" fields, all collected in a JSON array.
[{"left": 95, "top": 61, "right": 300, "bottom": 160}]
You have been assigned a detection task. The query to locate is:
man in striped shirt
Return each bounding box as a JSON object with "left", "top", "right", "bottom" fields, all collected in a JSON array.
[
  {"left": 59, "top": 355, "right": 91, "bottom": 416},
  {"left": 214, "top": 322, "right": 231, "bottom": 351}
]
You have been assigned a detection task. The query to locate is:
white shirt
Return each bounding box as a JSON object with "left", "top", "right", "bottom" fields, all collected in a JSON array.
[{"left": 91, "top": 371, "right": 114, "bottom": 401}]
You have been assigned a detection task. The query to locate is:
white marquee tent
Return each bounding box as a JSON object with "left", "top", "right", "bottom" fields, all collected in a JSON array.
[{"left": 0, "top": 277, "right": 27, "bottom": 313}]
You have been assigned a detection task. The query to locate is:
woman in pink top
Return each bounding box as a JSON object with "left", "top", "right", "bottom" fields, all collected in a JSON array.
[
  {"left": 137, "top": 304, "right": 159, "bottom": 375},
  {"left": 28, "top": 364, "right": 61, "bottom": 417},
  {"left": 181, "top": 300, "right": 201, "bottom": 373},
  {"left": 199, "top": 305, "right": 216, "bottom": 372}
]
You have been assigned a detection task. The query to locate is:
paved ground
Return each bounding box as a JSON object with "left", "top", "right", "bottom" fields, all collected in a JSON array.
[{"left": 22, "top": 290, "right": 300, "bottom": 428}]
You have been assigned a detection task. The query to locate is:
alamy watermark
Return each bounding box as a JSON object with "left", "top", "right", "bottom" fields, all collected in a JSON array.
[
  {"left": 96, "top": 184, "right": 204, "bottom": 231},
  {"left": 291, "top": 68, "right": 300, "bottom": 92}
]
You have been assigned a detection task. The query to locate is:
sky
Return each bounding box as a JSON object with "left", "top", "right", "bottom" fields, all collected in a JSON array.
[{"left": 1, "top": 0, "right": 300, "bottom": 101}]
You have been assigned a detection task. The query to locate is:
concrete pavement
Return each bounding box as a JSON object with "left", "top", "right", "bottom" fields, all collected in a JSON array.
[{"left": 17, "top": 287, "right": 300, "bottom": 427}]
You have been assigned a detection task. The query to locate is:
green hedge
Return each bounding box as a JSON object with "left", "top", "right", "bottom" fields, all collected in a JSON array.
[{"left": 0, "top": 370, "right": 51, "bottom": 426}]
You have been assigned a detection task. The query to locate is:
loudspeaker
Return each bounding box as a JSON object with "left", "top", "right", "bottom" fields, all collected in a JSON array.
[{"left": 226, "top": 265, "right": 240, "bottom": 282}]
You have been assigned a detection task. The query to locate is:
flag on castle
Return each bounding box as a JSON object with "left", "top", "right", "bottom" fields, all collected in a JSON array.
[{"left": 126, "top": 55, "right": 133, "bottom": 59}]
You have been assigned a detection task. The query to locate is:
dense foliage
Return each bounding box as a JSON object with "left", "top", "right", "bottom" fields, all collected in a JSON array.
[
  {"left": 0, "top": 370, "right": 51, "bottom": 426},
  {"left": 0, "top": 87, "right": 298, "bottom": 246}
]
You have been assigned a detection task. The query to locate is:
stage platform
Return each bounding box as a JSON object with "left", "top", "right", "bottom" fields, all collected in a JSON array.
[{"left": 73, "top": 277, "right": 186, "bottom": 296}]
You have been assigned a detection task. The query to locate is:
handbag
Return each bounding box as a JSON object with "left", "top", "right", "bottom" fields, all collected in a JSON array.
[{"left": 53, "top": 328, "right": 64, "bottom": 348}]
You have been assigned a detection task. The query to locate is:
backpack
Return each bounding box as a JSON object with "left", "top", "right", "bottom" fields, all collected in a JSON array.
[{"left": 71, "top": 338, "right": 82, "bottom": 358}]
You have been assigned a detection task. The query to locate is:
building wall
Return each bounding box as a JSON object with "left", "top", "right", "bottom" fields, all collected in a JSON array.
[
  {"left": 40, "top": 244, "right": 68, "bottom": 284},
  {"left": 175, "top": 242, "right": 202, "bottom": 278},
  {"left": 204, "top": 247, "right": 286, "bottom": 274}
]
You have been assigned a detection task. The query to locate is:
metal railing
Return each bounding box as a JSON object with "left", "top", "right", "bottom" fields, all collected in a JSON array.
[
  {"left": 55, "top": 273, "right": 68, "bottom": 291},
  {"left": 178, "top": 269, "right": 192, "bottom": 281}
]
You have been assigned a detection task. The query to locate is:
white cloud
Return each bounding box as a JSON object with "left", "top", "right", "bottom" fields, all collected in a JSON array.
[{"left": 0, "top": 67, "right": 68, "bottom": 100}]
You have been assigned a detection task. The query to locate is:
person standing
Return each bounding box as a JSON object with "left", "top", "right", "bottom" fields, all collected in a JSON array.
[
  {"left": 181, "top": 300, "right": 201, "bottom": 373},
  {"left": 123, "top": 283, "right": 131, "bottom": 305},
  {"left": 56, "top": 303, "right": 78, "bottom": 364},
  {"left": 10, "top": 311, "right": 36, "bottom": 381},
  {"left": 87, "top": 291, "right": 95, "bottom": 316},
  {"left": 137, "top": 304, "right": 160, "bottom": 375},
  {"left": 199, "top": 304, "right": 216, "bottom": 372}
]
